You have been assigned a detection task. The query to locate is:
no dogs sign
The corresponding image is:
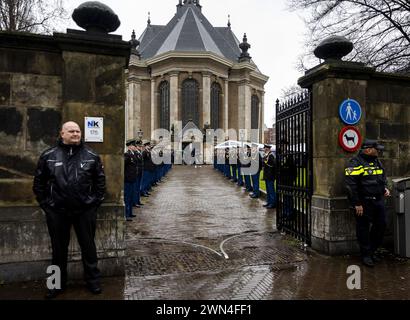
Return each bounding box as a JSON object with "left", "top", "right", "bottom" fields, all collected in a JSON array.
[{"left": 339, "top": 126, "right": 362, "bottom": 153}]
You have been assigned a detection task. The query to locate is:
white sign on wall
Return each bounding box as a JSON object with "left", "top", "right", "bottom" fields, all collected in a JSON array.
[{"left": 84, "top": 117, "right": 104, "bottom": 143}]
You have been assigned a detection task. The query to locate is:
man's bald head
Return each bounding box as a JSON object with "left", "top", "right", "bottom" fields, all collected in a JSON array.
[{"left": 61, "top": 121, "right": 82, "bottom": 145}]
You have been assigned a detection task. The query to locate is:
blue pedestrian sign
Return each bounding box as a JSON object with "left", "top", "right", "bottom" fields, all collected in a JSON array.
[{"left": 339, "top": 99, "right": 362, "bottom": 125}]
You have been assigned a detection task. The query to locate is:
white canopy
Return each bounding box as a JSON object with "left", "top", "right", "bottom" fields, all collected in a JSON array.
[{"left": 215, "top": 141, "right": 269, "bottom": 150}]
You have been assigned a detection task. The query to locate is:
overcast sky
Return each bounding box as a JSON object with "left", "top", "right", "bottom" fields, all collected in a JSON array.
[{"left": 63, "top": 0, "right": 311, "bottom": 128}]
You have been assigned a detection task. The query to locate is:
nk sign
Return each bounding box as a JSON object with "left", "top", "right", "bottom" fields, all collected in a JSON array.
[
  {"left": 85, "top": 117, "right": 104, "bottom": 143},
  {"left": 339, "top": 99, "right": 362, "bottom": 125}
]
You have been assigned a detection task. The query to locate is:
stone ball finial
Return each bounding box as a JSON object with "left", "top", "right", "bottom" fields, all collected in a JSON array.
[
  {"left": 72, "top": 1, "right": 121, "bottom": 34},
  {"left": 314, "top": 36, "right": 353, "bottom": 61}
]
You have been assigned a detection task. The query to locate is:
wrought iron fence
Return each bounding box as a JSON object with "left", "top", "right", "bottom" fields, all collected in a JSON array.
[{"left": 276, "top": 91, "right": 313, "bottom": 245}]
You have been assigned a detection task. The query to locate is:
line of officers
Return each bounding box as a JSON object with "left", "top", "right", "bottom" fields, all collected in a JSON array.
[
  {"left": 124, "top": 139, "right": 173, "bottom": 221},
  {"left": 214, "top": 144, "right": 277, "bottom": 209}
]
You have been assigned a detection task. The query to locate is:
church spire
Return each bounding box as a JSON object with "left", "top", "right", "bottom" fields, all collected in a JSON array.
[
  {"left": 182, "top": 0, "right": 202, "bottom": 10},
  {"left": 147, "top": 12, "right": 151, "bottom": 26},
  {"left": 227, "top": 15, "right": 231, "bottom": 28}
]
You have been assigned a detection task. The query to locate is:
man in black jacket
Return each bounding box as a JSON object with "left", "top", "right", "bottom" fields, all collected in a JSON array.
[
  {"left": 263, "top": 145, "right": 276, "bottom": 209},
  {"left": 345, "top": 139, "right": 390, "bottom": 267},
  {"left": 33, "top": 121, "right": 106, "bottom": 299}
]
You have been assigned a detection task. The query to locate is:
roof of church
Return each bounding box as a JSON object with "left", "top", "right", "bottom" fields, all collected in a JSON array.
[{"left": 138, "top": 1, "right": 243, "bottom": 63}]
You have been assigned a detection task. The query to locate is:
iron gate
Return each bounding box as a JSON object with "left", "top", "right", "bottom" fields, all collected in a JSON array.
[{"left": 276, "top": 91, "right": 313, "bottom": 245}]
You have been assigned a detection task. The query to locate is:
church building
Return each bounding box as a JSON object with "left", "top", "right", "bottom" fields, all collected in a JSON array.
[{"left": 126, "top": 0, "right": 269, "bottom": 148}]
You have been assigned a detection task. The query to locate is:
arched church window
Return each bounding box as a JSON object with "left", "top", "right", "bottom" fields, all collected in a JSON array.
[
  {"left": 159, "top": 81, "right": 170, "bottom": 131},
  {"left": 182, "top": 79, "right": 199, "bottom": 127},
  {"left": 251, "top": 95, "right": 260, "bottom": 130},
  {"left": 211, "top": 82, "right": 221, "bottom": 129}
]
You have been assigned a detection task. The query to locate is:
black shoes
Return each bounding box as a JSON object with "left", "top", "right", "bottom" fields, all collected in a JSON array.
[
  {"left": 362, "top": 256, "right": 375, "bottom": 268},
  {"left": 87, "top": 284, "right": 102, "bottom": 295},
  {"left": 45, "top": 288, "right": 65, "bottom": 300},
  {"left": 45, "top": 284, "right": 101, "bottom": 299},
  {"left": 263, "top": 203, "right": 270, "bottom": 207}
]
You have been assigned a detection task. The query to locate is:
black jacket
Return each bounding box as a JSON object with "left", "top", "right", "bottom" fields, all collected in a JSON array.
[
  {"left": 263, "top": 152, "right": 276, "bottom": 181},
  {"left": 124, "top": 150, "right": 137, "bottom": 183},
  {"left": 143, "top": 150, "right": 156, "bottom": 172},
  {"left": 345, "top": 153, "right": 387, "bottom": 206},
  {"left": 33, "top": 140, "right": 106, "bottom": 211}
]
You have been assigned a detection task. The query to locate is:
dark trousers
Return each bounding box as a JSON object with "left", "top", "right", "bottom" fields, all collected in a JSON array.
[
  {"left": 356, "top": 199, "right": 387, "bottom": 257},
  {"left": 266, "top": 180, "right": 276, "bottom": 206},
  {"left": 44, "top": 206, "right": 101, "bottom": 287},
  {"left": 231, "top": 165, "right": 238, "bottom": 181},
  {"left": 237, "top": 167, "right": 243, "bottom": 185},
  {"left": 133, "top": 174, "right": 142, "bottom": 205},
  {"left": 251, "top": 172, "right": 261, "bottom": 196},
  {"left": 244, "top": 174, "right": 252, "bottom": 191},
  {"left": 124, "top": 181, "right": 135, "bottom": 218}
]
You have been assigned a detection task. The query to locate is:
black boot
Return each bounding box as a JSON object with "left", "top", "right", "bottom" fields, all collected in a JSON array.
[{"left": 362, "top": 256, "right": 375, "bottom": 268}]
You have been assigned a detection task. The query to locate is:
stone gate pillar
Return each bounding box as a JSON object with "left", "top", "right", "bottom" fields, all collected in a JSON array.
[
  {"left": 0, "top": 2, "right": 131, "bottom": 282},
  {"left": 298, "top": 37, "right": 375, "bottom": 255},
  {"left": 298, "top": 36, "right": 410, "bottom": 255}
]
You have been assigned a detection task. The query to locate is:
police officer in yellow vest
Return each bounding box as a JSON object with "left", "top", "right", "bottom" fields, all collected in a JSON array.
[{"left": 345, "top": 139, "right": 391, "bottom": 267}]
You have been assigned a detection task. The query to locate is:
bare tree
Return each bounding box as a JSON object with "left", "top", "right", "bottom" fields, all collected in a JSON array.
[
  {"left": 0, "top": 0, "right": 68, "bottom": 34},
  {"left": 280, "top": 84, "right": 305, "bottom": 100},
  {"left": 289, "top": 0, "right": 410, "bottom": 72}
]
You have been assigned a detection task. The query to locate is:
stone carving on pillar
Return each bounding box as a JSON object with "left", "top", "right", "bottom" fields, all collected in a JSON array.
[{"left": 72, "top": 1, "right": 121, "bottom": 34}]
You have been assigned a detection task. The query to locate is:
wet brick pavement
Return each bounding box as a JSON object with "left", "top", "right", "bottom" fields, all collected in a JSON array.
[
  {"left": 124, "top": 166, "right": 410, "bottom": 300},
  {"left": 1, "top": 166, "right": 409, "bottom": 300}
]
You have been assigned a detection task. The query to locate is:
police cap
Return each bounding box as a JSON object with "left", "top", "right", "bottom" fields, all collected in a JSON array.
[
  {"left": 361, "top": 139, "right": 385, "bottom": 151},
  {"left": 126, "top": 139, "right": 136, "bottom": 147}
]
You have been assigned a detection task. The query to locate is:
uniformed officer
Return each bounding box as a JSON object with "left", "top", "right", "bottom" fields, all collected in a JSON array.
[
  {"left": 141, "top": 141, "right": 155, "bottom": 196},
  {"left": 124, "top": 139, "right": 137, "bottom": 221},
  {"left": 237, "top": 146, "right": 244, "bottom": 187},
  {"left": 263, "top": 144, "right": 276, "bottom": 209},
  {"left": 345, "top": 139, "right": 390, "bottom": 267},
  {"left": 133, "top": 140, "right": 144, "bottom": 208},
  {"left": 230, "top": 147, "right": 238, "bottom": 183},
  {"left": 242, "top": 145, "right": 253, "bottom": 192},
  {"left": 250, "top": 145, "right": 263, "bottom": 199},
  {"left": 224, "top": 148, "right": 231, "bottom": 179}
]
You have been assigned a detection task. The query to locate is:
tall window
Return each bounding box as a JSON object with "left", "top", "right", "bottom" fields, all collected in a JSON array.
[
  {"left": 251, "top": 95, "right": 260, "bottom": 130},
  {"left": 159, "top": 81, "right": 170, "bottom": 130},
  {"left": 211, "top": 82, "right": 221, "bottom": 129},
  {"left": 182, "top": 79, "right": 199, "bottom": 127}
]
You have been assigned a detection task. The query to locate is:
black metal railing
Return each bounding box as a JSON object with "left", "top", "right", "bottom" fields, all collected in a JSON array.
[{"left": 276, "top": 91, "right": 313, "bottom": 245}]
